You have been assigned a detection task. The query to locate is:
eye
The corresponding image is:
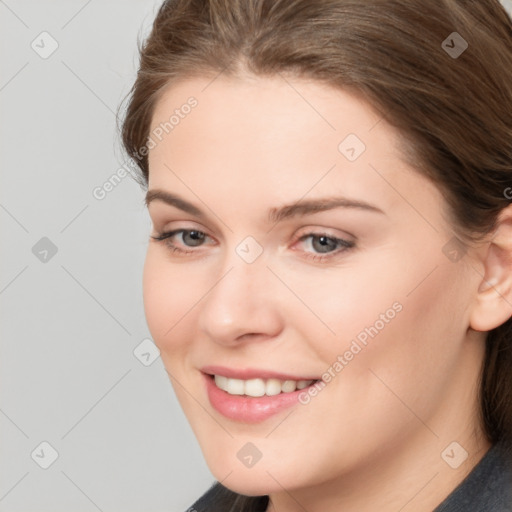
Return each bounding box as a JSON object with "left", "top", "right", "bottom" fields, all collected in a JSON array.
[
  {"left": 151, "top": 229, "right": 212, "bottom": 253},
  {"left": 303, "top": 234, "right": 342, "bottom": 253},
  {"left": 151, "top": 228, "right": 355, "bottom": 261},
  {"left": 296, "top": 232, "right": 355, "bottom": 260}
]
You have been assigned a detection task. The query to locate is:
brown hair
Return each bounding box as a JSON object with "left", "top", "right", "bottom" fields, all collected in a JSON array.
[{"left": 119, "top": 0, "right": 512, "bottom": 509}]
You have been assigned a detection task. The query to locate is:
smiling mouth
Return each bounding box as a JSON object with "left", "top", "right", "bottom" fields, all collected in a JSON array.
[{"left": 207, "top": 373, "right": 321, "bottom": 397}]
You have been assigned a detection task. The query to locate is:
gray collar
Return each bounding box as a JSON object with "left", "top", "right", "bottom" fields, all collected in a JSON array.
[{"left": 433, "top": 441, "right": 512, "bottom": 512}]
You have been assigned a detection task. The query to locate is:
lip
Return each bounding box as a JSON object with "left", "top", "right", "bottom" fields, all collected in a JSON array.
[
  {"left": 201, "top": 371, "right": 320, "bottom": 423},
  {"left": 200, "top": 365, "right": 320, "bottom": 381}
]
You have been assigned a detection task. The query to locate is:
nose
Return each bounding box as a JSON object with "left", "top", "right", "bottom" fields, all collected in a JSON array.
[{"left": 197, "top": 255, "right": 284, "bottom": 346}]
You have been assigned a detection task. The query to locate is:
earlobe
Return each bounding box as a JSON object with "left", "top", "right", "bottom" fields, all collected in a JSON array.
[{"left": 469, "top": 205, "right": 512, "bottom": 332}]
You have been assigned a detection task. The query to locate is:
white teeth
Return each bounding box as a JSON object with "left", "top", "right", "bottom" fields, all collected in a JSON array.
[
  {"left": 213, "top": 375, "right": 315, "bottom": 397},
  {"left": 265, "top": 378, "right": 282, "bottom": 396},
  {"left": 225, "top": 377, "right": 245, "bottom": 395},
  {"left": 281, "top": 380, "right": 297, "bottom": 393},
  {"left": 245, "top": 378, "right": 266, "bottom": 397},
  {"left": 214, "top": 374, "right": 228, "bottom": 390}
]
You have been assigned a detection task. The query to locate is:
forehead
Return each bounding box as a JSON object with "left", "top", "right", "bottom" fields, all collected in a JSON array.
[
  {"left": 147, "top": 75, "right": 445, "bottom": 227},
  {"left": 149, "top": 74, "right": 384, "bottom": 151}
]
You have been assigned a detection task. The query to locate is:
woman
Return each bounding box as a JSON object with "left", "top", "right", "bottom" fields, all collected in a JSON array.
[{"left": 119, "top": 0, "right": 512, "bottom": 510}]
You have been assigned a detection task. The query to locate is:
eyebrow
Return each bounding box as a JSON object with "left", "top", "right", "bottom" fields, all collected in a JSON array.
[
  {"left": 145, "top": 189, "right": 385, "bottom": 223},
  {"left": 146, "top": 189, "right": 204, "bottom": 217}
]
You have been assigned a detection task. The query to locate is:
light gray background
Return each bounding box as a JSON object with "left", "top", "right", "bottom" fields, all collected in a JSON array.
[
  {"left": 1, "top": 1, "right": 213, "bottom": 511},
  {"left": 1, "top": 1, "right": 512, "bottom": 511}
]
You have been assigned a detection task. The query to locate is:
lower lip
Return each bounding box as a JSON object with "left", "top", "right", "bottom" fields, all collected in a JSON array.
[{"left": 203, "top": 372, "right": 318, "bottom": 423}]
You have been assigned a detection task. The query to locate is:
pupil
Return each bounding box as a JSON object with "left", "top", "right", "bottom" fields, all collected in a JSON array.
[
  {"left": 313, "top": 235, "right": 336, "bottom": 253},
  {"left": 185, "top": 231, "right": 204, "bottom": 246}
]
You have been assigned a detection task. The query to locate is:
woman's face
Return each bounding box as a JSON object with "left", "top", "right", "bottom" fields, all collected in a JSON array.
[{"left": 144, "top": 75, "right": 485, "bottom": 496}]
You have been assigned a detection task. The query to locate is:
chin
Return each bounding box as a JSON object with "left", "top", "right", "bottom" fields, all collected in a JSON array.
[
  {"left": 204, "top": 451, "right": 301, "bottom": 496},
  {"left": 213, "top": 473, "right": 277, "bottom": 497}
]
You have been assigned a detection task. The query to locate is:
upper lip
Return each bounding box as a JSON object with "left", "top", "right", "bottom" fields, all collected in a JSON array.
[{"left": 201, "top": 365, "right": 320, "bottom": 381}]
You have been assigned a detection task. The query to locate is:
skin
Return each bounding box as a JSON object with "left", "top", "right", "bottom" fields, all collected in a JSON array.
[{"left": 143, "top": 73, "right": 512, "bottom": 512}]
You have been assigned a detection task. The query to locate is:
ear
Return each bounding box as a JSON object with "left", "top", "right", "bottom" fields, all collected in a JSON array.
[{"left": 470, "top": 204, "right": 512, "bottom": 332}]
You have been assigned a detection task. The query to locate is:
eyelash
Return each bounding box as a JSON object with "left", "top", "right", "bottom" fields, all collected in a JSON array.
[{"left": 151, "top": 229, "right": 355, "bottom": 262}]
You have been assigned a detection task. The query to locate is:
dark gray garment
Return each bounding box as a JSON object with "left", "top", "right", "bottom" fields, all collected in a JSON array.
[{"left": 433, "top": 441, "right": 512, "bottom": 512}]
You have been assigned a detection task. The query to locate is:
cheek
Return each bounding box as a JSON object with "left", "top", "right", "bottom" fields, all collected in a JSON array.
[
  {"left": 272, "top": 256, "right": 403, "bottom": 361},
  {"left": 289, "top": 243, "right": 469, "bottom": 406},
  {"left": 339, "top": 260, "right": 470, "bottom": 421},
  {"left": 142, "top": 248, "right": 201, "bottom": 349}
]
